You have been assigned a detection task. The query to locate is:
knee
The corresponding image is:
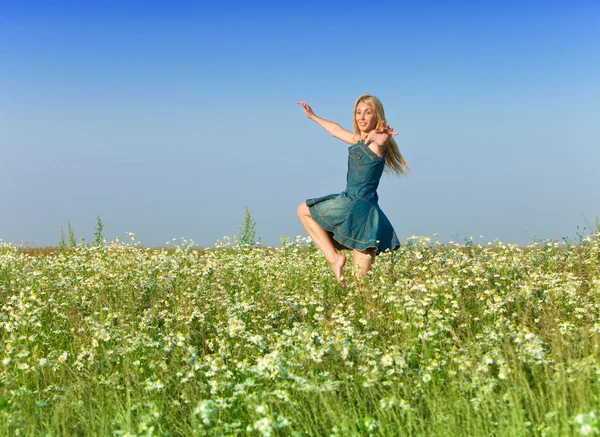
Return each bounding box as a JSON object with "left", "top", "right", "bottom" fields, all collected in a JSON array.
[{"left": 296, "top": 202, "right": 309, "bottom": 219}]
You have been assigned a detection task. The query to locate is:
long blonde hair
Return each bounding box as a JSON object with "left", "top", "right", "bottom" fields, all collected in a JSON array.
[{"left": 352, "top": 94, "right": 409, "bottom": 176}]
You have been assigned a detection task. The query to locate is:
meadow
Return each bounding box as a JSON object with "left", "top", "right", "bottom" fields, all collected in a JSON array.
[{"left": 1, "top": 230, "right": 600, "bottom": 436}]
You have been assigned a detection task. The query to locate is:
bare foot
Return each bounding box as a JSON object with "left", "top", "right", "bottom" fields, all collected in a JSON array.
[{"left": 331, "top": 254, "right": 347, "bottom": 287}]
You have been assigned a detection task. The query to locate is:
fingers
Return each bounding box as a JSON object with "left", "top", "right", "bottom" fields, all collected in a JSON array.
[
  {"left": 385, "top": 124, "right": 398, "bottom": 136},
  {"left": 377, "top": 123, "right": 398, "bottom": 135},
  {"left": 297, "top": 101, "right": 313, "bottom": 115}
]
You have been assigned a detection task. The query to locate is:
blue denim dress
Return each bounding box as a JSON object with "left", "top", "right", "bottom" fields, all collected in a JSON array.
[{"left": 306, "top": 141, "right": 400, "bottom": 253}]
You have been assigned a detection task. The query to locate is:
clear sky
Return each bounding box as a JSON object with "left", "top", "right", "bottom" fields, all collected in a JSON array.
[{"left": 1, "top": 0, "right": 599, "bottom": 247}]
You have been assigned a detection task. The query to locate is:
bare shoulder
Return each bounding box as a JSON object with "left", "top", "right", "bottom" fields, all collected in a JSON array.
[
  {"left": 367, "top": 142, "right": 386, "bottom": 158},
  {"left": 334, "top": 128, "right": 359, "bottom": 145}
]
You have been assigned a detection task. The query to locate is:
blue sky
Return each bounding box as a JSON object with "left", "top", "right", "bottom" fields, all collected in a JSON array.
[{"left": 1, "top": 0, "right": 599, "bottom": 247}]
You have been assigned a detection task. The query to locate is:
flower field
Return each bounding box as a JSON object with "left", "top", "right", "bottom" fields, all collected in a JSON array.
[{"left": 1, "top": 232, "right": 600, "bottom": 436}]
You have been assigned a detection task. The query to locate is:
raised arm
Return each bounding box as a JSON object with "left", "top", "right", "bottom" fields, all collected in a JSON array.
[
  {"left": 298, "top": 101, "right": 357, "bottom": 145},
  {"left": 363, "top": 123, "right": 399, "bottom": 157}
]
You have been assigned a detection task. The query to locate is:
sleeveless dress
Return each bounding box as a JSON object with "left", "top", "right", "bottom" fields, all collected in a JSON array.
[{"left": 306, "top": 141, "right": 400, "bottom": 253}]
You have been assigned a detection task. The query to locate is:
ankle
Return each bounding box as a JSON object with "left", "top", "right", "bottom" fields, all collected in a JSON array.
[{"left": 329, "top": 253, "right": 345, "bottom": 265}]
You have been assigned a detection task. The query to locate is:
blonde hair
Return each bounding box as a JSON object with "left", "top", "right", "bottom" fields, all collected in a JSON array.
[{"left": 352, "top": 93, "right": 409, "bottom": 176}]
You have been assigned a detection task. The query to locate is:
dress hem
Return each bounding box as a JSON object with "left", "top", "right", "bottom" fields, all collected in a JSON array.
[{"left": 306, "top": 198, "right": 400, "bottom": 253}]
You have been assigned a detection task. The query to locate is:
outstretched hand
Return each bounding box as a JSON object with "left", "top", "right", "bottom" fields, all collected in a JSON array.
[
  {"left": 364, "top": 123, "right": 398, "bottom": 146},
  {"left": 297, "top": 101, "right": 316, "bottom": 119}
]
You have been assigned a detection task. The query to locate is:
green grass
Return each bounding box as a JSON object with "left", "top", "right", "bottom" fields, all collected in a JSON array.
[{"left": 1, "top": 233, "right": 600, "bottom": 436}]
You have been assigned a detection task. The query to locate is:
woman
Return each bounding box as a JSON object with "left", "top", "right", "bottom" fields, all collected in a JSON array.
[{"left": 296, "top": 94, "right": 408, "bottom": 287}]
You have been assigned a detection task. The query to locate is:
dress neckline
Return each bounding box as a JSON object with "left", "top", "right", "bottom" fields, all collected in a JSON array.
[{"left": 355, "top": 140, "right": 385, "bottom": 160}]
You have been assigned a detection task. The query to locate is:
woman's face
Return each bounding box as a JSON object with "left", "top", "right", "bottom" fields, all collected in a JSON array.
[{"left": 355, "top": 102, "right": 377, "bottom": 133}]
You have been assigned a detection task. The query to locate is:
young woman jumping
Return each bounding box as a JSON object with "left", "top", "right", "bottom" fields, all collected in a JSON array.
[{"left": 297, "top": 94, "right": 408, "bottom": 286}]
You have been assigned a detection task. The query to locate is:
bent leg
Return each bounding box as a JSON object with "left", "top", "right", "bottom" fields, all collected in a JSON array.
[
  {"left": 352, "top": 248, "right": 375, "bottom": 279},
  {"left": 297, "top": 202, "right": 346, "bottom": 286}
]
